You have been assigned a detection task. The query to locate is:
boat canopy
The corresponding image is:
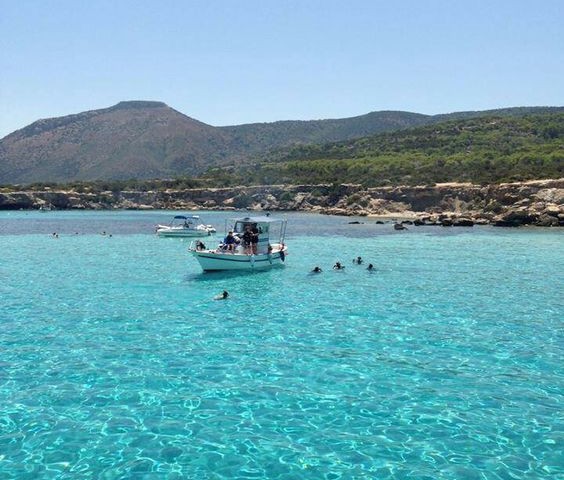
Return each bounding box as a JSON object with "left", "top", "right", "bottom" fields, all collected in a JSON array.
[
  {"left": 232, "top": 216, "right": 282, "bottom": 224},
  {"left": 173, "top": 215, "right": 200, "bottom": 220},
  {"left": 229, "top": 216, "right": 287, "bottom": 241}
]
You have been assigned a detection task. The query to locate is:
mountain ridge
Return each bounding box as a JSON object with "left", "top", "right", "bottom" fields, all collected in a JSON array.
[{"left": 1, "top": 102, "right": 563, "bottom": 184}]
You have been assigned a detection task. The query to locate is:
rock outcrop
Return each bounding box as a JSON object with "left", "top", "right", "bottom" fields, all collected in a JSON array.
[{"left": 0, "top": 179, "right": 562, "bottom": 227}]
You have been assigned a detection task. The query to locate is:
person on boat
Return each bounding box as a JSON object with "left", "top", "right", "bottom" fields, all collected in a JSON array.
[
  {"left": 311, "top": 266, "right": 323, "bottom": 273},
  {"left": 214, "top": 290, "right": 229, "bottom": 300},
  {"left": 333, "top": 262, "right": 345, "bottom": 270},
  {"left": 250, "top": 223, "right": 260, "bottom": 254},
  {"left": 367, "top": 263, "right": 374, "bottom": 271},
  {"left": 242, "top": 226, "right": 253, "bottom": 254},
  {"left": 223, "top": 231, "right": 239, "bottom": 252},
  {"left": 195, "top": 240, "right": 206, "bottom": 251},
  {"left": 353, "top": 256, "right": 363, "bottom": 264}
]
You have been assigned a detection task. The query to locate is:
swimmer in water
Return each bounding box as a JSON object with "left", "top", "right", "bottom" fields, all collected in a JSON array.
[
  {"left": 311, "top": 266, "right": 323, "bottom": 273},
  {"left": 367, "top": 263, "right": 374, "bottom": 271},
  {"left": 333, "top": 262, "right": 345, "bottom": 270},
  {"left": 214, "top": 290, "right": 229, "bottom": 300}
]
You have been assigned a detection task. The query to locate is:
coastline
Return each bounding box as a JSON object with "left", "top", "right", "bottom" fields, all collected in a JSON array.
[{"left": 1, "top": 178, "right": 562, "bottom": 227}]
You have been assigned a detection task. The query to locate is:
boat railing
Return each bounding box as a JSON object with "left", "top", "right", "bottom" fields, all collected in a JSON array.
[{"left": 189, "top": 239, "right": 212, "bottom": 252}]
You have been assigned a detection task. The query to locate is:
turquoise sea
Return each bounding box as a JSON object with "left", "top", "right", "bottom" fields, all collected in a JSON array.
[{"left": 0, "top": 210, "right": 562, "bottom": 479}]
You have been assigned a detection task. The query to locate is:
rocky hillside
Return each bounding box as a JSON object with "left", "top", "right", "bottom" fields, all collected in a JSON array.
[
  {"left": 1, "top": 179, "right": 562, "bottom": 227},
  {"left": 2, "top": 101, "right": 562, "bottom": 185}
]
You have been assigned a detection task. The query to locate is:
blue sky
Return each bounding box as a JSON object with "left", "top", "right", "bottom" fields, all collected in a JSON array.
[{"left": 1, "top": 0, "right": 563, "bottom": 137}]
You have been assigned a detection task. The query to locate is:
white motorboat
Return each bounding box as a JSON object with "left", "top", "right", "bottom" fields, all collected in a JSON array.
[
  {"left": 189, "top": 215, "right": 288, "bottom": 271},
  {"left": 156, "top": 215, "right": 215, "bottom": 238}
]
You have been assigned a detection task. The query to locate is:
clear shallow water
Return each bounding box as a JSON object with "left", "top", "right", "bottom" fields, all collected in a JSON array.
[{"left": 0, "top": 211, "right": 562, "bottom": 479}]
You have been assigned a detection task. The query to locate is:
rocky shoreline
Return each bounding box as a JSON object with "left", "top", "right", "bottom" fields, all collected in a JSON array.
[{"left": 1, "top": 179, "right": 562, "bottom": 227}]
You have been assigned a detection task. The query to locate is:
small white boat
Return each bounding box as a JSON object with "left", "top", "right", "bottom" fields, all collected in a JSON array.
[
  {"left": 156, "top": 215, "right": 215, "bottom": 238},
  {"left": 189, "top": 215, "right": 288, "bottom": 271}
]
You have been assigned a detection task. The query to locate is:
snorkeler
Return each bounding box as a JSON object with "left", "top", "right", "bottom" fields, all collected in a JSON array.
[
  {"left": 311, "top": 266, "right": 323, "bottom": 273},
  {"left": 333, "top": 262, "right": 345, "bottom": 270},
  {"left": 214, "top": 290, "right": 229, "bottom": 300}
]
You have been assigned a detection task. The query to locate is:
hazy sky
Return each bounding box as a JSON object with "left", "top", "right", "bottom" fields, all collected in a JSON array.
[{"left": 1, "top": 0, "right": 563, "bottom": 137}]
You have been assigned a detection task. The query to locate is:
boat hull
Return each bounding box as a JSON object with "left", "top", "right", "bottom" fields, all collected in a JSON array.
[
  {"left": 157, "top": 227, "right": 211, "bottom": 238},
  {"left": 192, "top": 249, "right": 287, "bottom": 271}
]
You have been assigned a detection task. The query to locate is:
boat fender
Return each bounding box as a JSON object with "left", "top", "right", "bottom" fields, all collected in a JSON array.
[
  {"left": 250, "top": 254, "right": 255, "bottom": 268},
  {"left": 268, "top": 253, "right": 273, "bottom": 265}
]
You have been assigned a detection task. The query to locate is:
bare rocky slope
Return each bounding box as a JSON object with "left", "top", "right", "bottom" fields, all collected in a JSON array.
[
  {"left": 0, "top": 102, "right": 230, "bottom": 184},
  {"left": 2, "top": 179, "right": 562, "bottom": 227}
]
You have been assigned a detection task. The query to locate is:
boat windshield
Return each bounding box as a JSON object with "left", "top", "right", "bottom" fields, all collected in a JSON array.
[
  {"left": 233, "top": 221, "right": 268, "bottom": 235},
  {"left": 173, "top": 215, "right": 200, "bottom": 226},
  {"left": 229, "top": 216, "right": 286, "bottom": 245}
]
